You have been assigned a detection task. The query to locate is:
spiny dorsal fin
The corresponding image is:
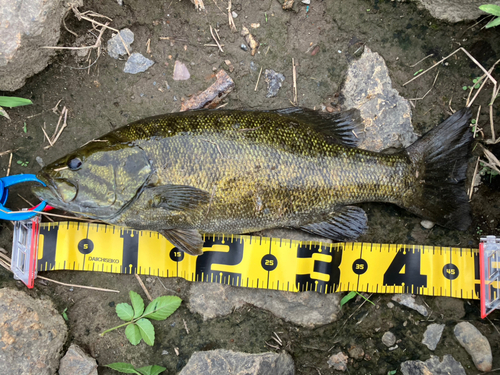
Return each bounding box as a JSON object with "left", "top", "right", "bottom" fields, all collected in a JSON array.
[
  {"left": 270, "top": 107, "right": 364, "bottom": 147},
  {"left": 298, "top": 206, "right": 368, "bottom": 241}
]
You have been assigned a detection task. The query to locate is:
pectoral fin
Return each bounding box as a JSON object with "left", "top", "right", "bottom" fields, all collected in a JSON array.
[
  {"left": 298, "top": 206, "right": 368, "bottom": 241},
  {"left": 147, "top": 185, "right": 210, "bottom": 211},
  {"left": 159, "top": 229, "right": 204, "bottom": 256}
]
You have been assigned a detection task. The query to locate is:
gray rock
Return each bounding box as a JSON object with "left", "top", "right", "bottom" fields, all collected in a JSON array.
[
  {"left": 189, "top": 283, "right": 341, "bottom": 328},
  {"left": 240, "top": 43, "right": 249, "bottom": 51},
  {"left": 342, "top": 47, "right": 418, "bottom": 152},
  {"left": 59, "top": 344, "right": 97, "bottom": 375},
  {"left": 392, "top": 294, "right": 428, "bottom": 316},
  {"left": 178, "top": 349, "right": 294, "bottom": 375},
  {"left": 0, "top": 0, "right": 82, "bottom": 91},
  {"left": 382, "top": 331, "right": 396, "bottom": 347},
  {"left": 401, "top": 354, "right": 466, "bottom": 375},
  {"left": 454, "top": 321, "right": 492, "bottom": 372},
  {"left": 422, "top": 323, "right": 445, "bottom": 351},
  {"left": 420, "top": 220, "right": 435, "bottom": 229},
  {"left": 327, "top": 352, "right": 348, "bottom": 371},
  {"left": 107, "top": 28, "right": 134, "bottom": 59},
  {"left": 0, "top": 288, "right": 67, "bottom": 375},
  {"left": 413, "top": 0, "right": 500, "bottom": 23},
  {"left": 264, "top": 69, "right": 285, "bottom": 98},
  {"left": 123, "top": 53, "right": 154, "bottom": 74}
]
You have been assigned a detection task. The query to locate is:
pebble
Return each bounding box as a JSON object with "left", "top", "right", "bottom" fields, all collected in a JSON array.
[
  {"left": 387, "top": 302, "right": 394, "bottom": 308},
  {"left": 123, "top": 53, "right": 154, "bottom": 74},
  {"left": 231, "top": 11, "right": 238, "bottom": 18},
  {"left": 348, "top": 345, "right": 364, "bottom": 360},
  {"left": 302, "top": 0, "right": 310, "bottom": 4},
  {"left": 454, "top": 322, "right": 492, "bottom": 372},
  {"left": 178, "top": 350, "right": 294, "bottom": 375},
  {"left": 327, "top": 352, "right": 348, "bottom": 371},
  {"left": 172, "top": 60, "right": 190, "bottom": 81},
  {"left": 401, "top": 355, "right": 466, "bottom": 375},
  {"left": 264, "top": 69, "right": 285, "bottom": 98},
  {"left": 107, "top": 28, "right": 134, "bottom": 59},
  {"left": 420, "top": 220, "right": 435, "bottom": 229},
  {"left": 240, "top": 43, "right": 249, "bottom": 51},
  {"left": 392, "top": 294, "right": 428, "bottom": 316},
  {"left": 59, "top": 344, "right": 98, "bottom": 375},
  {"left": 250, "top": 61, "right": 258, "bottom": 71},
  {"left": 422, "top": 323, "right": 445, "bottom": 351},
  {"left": 382, "top": 331, "right": 396, "bottom": 347}
]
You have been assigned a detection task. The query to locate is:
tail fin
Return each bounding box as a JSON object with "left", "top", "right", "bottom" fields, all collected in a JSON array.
[{"left": 403, "top": 108, "right": 473, "bottom": 230}]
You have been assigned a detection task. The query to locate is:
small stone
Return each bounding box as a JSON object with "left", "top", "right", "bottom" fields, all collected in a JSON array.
[
  {"left": 178, "top": 350, "right": 294, "bottom": 375},
  {"left": 311, "top": 45, "right": 320, "bottom": 56},
  {"left": 401, "top": 355, "right": 465, "bottom": 375},
  {"left": 250, "top": 61, "right": 258, "bottom": 71},
  {"left": 107, "top": 28, "right": 134, "bottom": 59},
  {"left": 387, "top": 302, "right": 394, "bottom": 308},
  {"left": 422, "top": 323, "right": 445, "bottom": 351},
  {"left": 232, "top": 11, "right": 238, "bottom": 18},
  {"left": 59, "top": 344, "right": 98, "bottom": 375},
  {"left": 420, "top": 220, "right": 435, "bottom": 229},
  {"left": 123, "top": 53, "right": 154, "bottom": 74},
  {"left": 392, "top": 294, "right": 428, "bottom": 316},
  {"left": 326, "top": 106, "right": 334, "bottom": 113},
  {"left": 454, "top": 322, "right": 492, "bottom": 372},
  {"left": 348, "top": 345, "right": 364, "bottom": 360},
  {"left": 173, "top": 60, "right": 190, "bottom": 81},
  {"left": 240, "top": 43, "right": 249, "bottom": 51},
  {"left": 264, "top": 69, "right": 285, "bottom": 98},
  {"left": 302, "top": 0, "right": 310, "bottom": 4},
  {"left": 382, "top": 331, "right": 396, "bottom": 347},
  {"left": 327, "top": 352, "right": 348, "bottom": 371},
  {"left": 117, "top": 0, "right": 123, "bottom": 4}
]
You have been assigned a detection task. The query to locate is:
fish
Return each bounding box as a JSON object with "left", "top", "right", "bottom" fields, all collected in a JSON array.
[{"left": 32, "top": 107, "right": 473, "bottom": 255}]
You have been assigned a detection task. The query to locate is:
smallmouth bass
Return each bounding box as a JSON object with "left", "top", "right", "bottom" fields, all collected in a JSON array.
[{"left": 33, "top": 107, "right": 473, "bottom": 255}]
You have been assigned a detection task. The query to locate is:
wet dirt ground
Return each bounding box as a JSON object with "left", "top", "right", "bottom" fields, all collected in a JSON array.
[{"left": 1, "top": 0, "right": 500, "bottom": 374}]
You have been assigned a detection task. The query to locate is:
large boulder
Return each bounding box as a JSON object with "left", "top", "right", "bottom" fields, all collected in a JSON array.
[
  {"left": 0, "top": 288, "right": 68, "bottom": 375},
  {"left": 0, "top": 0, "right": 82, "bottom": 91}
]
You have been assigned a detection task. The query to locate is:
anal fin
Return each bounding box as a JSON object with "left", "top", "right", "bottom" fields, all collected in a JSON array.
[
  {"left": 298, "top": 206, "right": 368, "bottom": 241},
  {"left": 159, "top": 229, "right": 204, "bottom": 256}
]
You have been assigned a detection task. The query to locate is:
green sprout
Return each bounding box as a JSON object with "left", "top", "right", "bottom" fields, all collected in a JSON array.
[
  {"left": 106, "top": 363, "right": 166, "bottom": 375},
  {"left": 414, "top": 69, "right": 423, "bottom": 76},
  {"left": 16, "top": 160, "right": 29, "bottom": 167},
  {"left": 101, "top": 291, "right": 181, "bottom": 346},
  {"left": 340, "top": 291, "right": 375, "bottom": 308},
  {"left": 479, "top": 4, "right": 500, "bottom": 28},
  {"left": 0, "top": 97, "right": 32, "bottom": 120}
]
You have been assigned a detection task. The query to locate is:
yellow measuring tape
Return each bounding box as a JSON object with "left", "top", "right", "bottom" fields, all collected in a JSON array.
[{"left": 35, "top": 222, "right": 481, "bottom": 299}]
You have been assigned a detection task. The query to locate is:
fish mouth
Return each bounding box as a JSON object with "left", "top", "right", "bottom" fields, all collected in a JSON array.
[{"left": 33, "top": 173, "right": 78, "bottom": 205}]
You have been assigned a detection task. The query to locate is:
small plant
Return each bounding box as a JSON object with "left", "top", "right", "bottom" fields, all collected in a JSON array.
[
  {"left": 0, "top": 96, "right": 32, "bottom": 120},
  {"left": 62, "top": 308, "right": 69, "bottom": 321},
  {"left": 106, "top": 362, "right": 166, "bottom": 375},
  {"left": 101, "top": 291, "right": 182, "bottom": 346},
  {"left": 479, "top": 4, "right": 500, "bottom": 28},
  {"left": 340, "top": 291, "right": 375, "bottom": 308},
  {"left": 16, "top": 160, "right": 29, "bottom": 167}
]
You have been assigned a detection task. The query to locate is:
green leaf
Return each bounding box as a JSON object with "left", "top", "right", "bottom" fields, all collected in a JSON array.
[
  {"left": 143, "top": 296, "right": 182, "bottom": 321},
  {"left": 462, "top": 86, "right": 468, "bottom": 90},
  {"left": 62, "top": 308, "right": 68, "bottom": 321},
  {"left": 0, "top": 106, "right": 10, "bottom": 120},
  {"left": 137, "top": 365, "right": 167, "bottom": 375},
  {"left": 130, "top": 291, "right": 145, "bottom": 319},
  {"left": 485, "top": 16, "right": 500, "bottom": 28},
  {"left": 116, "top": 303, "right": 134, "bottom": 321},
  {"left": 106, "top": 362, "right": 140, "bottom": 374},
  {"left": 340, "top": 291, "right": 357, "bottom": 308},
  {"left": 387, "top": 370, "right": 397, "bottom": 375},
  {"left": 136, "top": 318, "right": 155, "bottom": 346},
  {"left": 479, "top": 4, "right": 500, "bottom": 17},
  {"left": 0, "top": 97, "right": 32, "bottom": 108},
  {"left": 125, "top": 323, "right": 142, "bottom": 345}
]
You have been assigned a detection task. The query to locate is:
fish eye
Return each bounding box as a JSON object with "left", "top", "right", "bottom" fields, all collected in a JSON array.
[{"left": 68, "top": 158, "right": 83, "bottom": 171}]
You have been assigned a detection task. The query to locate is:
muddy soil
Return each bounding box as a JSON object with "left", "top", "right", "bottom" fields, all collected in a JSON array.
[{"left": 0, "top": 0, "right": 499, "bottom": 374}]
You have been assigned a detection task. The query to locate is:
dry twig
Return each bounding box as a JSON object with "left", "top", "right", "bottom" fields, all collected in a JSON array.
[
  {"left": 135, "top": 274, "right": 153, "bottom": 301},
  {"left": 255, "top": 67, "right": 263, "bottom": 91},
  {"left": 209, "top": 25, "right": 223, "bottom": 53}
]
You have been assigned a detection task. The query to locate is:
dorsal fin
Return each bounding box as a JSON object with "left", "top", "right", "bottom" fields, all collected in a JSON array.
[{"left": 270, "top": 107, "right": 364, "bottom": 147}]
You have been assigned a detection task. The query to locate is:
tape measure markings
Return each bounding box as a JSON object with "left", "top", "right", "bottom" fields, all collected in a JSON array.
[{"left": 35, "top": 222, "right": 483, "bottom": 299}]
